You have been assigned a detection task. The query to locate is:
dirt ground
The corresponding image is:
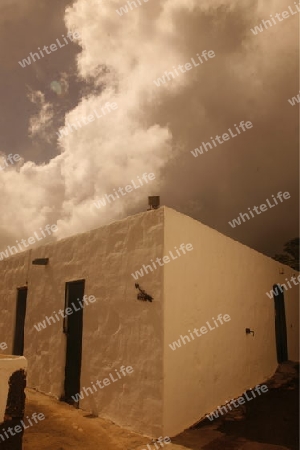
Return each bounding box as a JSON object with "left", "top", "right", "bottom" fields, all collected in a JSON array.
[{"left": 23, "top": 362, "right": 298, "bottom": 450}]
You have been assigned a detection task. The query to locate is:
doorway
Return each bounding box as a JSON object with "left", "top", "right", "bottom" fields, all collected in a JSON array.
[
  {"left": 273, "top": 284, "right": 288, "bottom": 363},
  {"left": 63, "top": 280, "right": 85, "bottom": 405},
  {"left": 13, "top": 287, "right": 28, "bottom": 356}
]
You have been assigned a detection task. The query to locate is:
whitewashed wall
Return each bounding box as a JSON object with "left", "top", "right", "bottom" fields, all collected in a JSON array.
[
  {"left": 163, "top": 207, "right": 299, "bottom": 436},
  {"left": 0, "top": 209, "right": 164, "bottom": 437},
  {"left": 0, "top": 207, "right": 298, "bottom": 438}
]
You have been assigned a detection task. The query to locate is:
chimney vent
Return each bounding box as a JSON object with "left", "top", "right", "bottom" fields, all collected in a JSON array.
[{"left": 148, "top": 196, "right": 160, "bottom": 210}]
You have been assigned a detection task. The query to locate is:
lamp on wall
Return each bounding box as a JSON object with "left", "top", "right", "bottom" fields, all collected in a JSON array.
[
  {"left": 32, "top": 258, "right": 49, "bottom": 265},
  {"left": 135, "top": 283, "right": 153, "bottom": 302},
  {"left": 245, "top": 328, "right": 254, "bottom": 336}
]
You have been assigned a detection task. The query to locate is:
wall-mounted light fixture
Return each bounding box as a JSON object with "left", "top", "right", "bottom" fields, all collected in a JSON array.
[
  {"left": 135, "top": 283, "right": 153, "bottom": 302},
  {"left": 32, "top": 258, "right": 49, "bottom": 266},
  {"left": 245, "top": 328, "right": 254, "bottom": 336}
]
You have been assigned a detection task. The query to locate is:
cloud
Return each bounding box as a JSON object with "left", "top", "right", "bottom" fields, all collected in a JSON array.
[
  {"left": 27, "top": 89, "right": 54, "bottom": 141},
  {"left": 0, "top": 0, "right": 298, "bottom": 256}
]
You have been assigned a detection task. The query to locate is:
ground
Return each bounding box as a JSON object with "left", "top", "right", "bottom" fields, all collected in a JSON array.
[{"left": 23, "top": 362, "right": 298, "bottom": 450}]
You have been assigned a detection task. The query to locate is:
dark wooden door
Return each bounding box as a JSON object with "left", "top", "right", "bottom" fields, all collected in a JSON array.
[
  {"left": 273, "top": 285, "right": 288, "bottom": 363},
  {"left": 63, "top": 280, "right": 85, "bottom": 405},
  {"left": 13, "top": 287, "right": 28, "bottom": 356}
]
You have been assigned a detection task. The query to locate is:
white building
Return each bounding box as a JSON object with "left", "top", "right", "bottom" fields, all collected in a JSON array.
[{"left": 0, "top": 207, "right": 299, "bottom": 437}]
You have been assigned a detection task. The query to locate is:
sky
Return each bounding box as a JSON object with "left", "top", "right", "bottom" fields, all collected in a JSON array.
[{"left": 0, "top": 0, "right": 299, "bottom": 258}]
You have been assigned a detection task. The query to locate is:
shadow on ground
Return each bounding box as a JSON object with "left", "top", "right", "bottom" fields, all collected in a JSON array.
[
  {"left": 23, "top": 362, "right": 298, "bottom": 450},
  {"left": 172, "top": 361, "right": 299, "bottom": 450}
]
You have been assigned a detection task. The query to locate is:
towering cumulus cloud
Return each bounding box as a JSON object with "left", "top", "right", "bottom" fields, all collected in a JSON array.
[{"left": 0, "top": 0, "right": 298, "bottom": 255}]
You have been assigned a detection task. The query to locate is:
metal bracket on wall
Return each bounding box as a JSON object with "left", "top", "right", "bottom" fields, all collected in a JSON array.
[
  {"left": 135, "top": 284, "right": 153, "bottom": 302},
  {"left": 245, "top": 328, "right": 254, "bottom": 336}
]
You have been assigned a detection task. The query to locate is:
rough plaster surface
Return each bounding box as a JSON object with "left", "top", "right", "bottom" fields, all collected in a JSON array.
[
  {"left": 0, "top": 207, "right": 299, "bottom": 438},
  {"left": 0, "top": 356, "right": 27, "bottom": 422},
  {"left": 163, "top": 207, "right": 299, "bottom": 436},
  {"left": 0, "top": 209, "right": 164, "bottom": 436}
]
